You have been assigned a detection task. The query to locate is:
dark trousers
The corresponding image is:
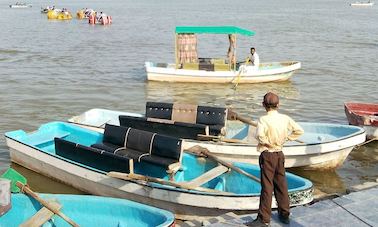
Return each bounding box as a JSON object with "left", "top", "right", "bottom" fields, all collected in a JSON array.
[{"left": 257, "top": 151, "right": 290, "bottom": 223}]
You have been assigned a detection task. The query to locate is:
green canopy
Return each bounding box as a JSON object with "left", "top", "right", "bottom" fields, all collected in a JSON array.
[{"left": 175, "top": 26, "right": 255, "bottom": 36}]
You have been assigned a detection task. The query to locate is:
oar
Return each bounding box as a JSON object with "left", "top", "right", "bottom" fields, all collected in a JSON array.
[
  {"left": 186, "top": 145, "right": 261, "bottom": 183},
  {"left": 1, "top": 168, "right": 80, "bottom": 227},
  {"left": 197, "top": 134, "right": 247, "bottom": 143},
  {"left": 228, "top": 110, "right": 305, "bottom": 144},
  {"left": 107, "top": 171, "right": 231, "bottom": 194}
]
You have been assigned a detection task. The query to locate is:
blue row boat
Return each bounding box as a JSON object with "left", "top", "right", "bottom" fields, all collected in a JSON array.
[
  {"left": 5, "top": 121, "right": 313, "bottom": 220},
  {"left": 0, "top": 193, "right": 174, "bottom": 226}
]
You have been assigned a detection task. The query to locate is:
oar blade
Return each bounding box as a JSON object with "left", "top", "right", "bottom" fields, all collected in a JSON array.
[{"left": 0, "top": 168, "right": 27, "bottom": 193}]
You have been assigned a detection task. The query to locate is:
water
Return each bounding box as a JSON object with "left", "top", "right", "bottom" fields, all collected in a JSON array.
[{"left": 1, "top": 0, "right": 377, "bottom": 195}]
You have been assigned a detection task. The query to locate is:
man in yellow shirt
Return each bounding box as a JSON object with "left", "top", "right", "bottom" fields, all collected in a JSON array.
[{"left": 246, "top": 92, "right": 304, "bottom": 227}]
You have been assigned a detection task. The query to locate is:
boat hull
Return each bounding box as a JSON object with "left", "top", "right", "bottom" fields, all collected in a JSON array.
[
  {"left": 344, "top": 102, "right": 378, "bottom": 139},
  {"left": 1, "top": 193, "right": 174, "bottom": 226},
  {"left": 145, "top": 61, "right": 301, "bottom": 83},
  {"left": 350, "top": 2, "right": 374, "bottom": 6},
  {"left": 5, "top": 129, "right": 313, "bottom": 221}
]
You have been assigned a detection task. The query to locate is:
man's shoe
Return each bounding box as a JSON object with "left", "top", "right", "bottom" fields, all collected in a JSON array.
[
  {"left": 244, "top": 218, "right": 270, "bottom": 227},
  {"left": 278, "top": 214, "right": 290, "bottom": 224}
]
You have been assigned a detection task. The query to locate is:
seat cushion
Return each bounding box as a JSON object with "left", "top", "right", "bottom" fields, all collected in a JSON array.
[
  {"left": 103, "top": 124, "right": 130, "bottom": 146},
  {"left": 140, "top": 155, "right": 178, "bottom": 168},
  {"left": 145, "top": 102, "right": 173, "bottom": 120},
  {"left": 126, "top": 128, "right": 155, "bottom": 153},
  {"left": 55, "top": 138, "right": 131, "bottom": 173},
  {"left": 196, "top": 106, "right": 227, "bottom": 126},
  {"left": 151, "top": 134, "right": 182, "bottom": 161},
  {"left": 91, "top": 142, "right": 122, "bottom": 153}
]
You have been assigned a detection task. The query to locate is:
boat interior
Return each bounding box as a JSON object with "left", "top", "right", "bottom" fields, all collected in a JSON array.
[
  {"left": 150, "top": 60, "right": 295, "bottom": 72},
  {"left": 6, "top": 122, "right": 311, "bottom": 195}
]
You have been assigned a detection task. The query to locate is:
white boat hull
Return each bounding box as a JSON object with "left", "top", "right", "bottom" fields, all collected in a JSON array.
[
  {"left": 183, "top": 140, "right": 360, "bottom": 170},
  {"left": 6, "top": 137, "right": 313, "bottom": 220},
  {"left": 9, "top": 4, "right": 32, "bottom": 8},
  {"left": 350, "top": 2, "right": 374, "bottom": 6},
  {"left": 145, "top": 61, "right": 301, "bottom": 83},
  {"left": 363, "top": 125, "right": 378, "bottom": 139}
]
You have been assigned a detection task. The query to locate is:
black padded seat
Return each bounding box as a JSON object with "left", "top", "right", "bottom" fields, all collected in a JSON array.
[
  {"left": 103, "top": 124, "right": 129, "bottom": 147},
  {"left": 196, "top": 106, "right": 227, "bottom": 126},
  {"left": 91, "top": 142, "right": 122, "bottom": 153},
  {"left": 140, "top": 155, "right": 178, "bottom": 168},
  {"left": 145, "top": 102, "right": 173, "bottom": 120},
  {"left": 119, "top": 115, "right": 209, "bottom": 139},
  {"left": 55, "top": 138, "right": 131, "bottom": 173}
]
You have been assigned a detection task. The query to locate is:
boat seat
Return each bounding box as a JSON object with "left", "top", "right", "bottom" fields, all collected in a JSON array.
[
  {"left": 91, "top": 124, "right": 183, "bottom": 170},
  {"left": 119, "top": 115, "right": 210, "bottom": 139},
  {"left": 54, "top": 138, "right": 133, "bottom": 173}
]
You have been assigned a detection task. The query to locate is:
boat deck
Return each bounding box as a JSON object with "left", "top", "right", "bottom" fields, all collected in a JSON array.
[{"left": 181, "top": 184, "right": 378, "bottom": 226}]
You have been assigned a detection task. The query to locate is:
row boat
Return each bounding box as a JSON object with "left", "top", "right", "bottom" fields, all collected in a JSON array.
[
  {"left": 9, "top": 3, "right": 32, "bottom": 8},
  {"left": 68, "top": 106, "right": 366, "bottom": 170},
  {"left": 5, "top": 122, "right": 313, "bottom": 220},
  {"left": 344, "top": 102, "right": 378, "bottom": 139},
  {"left": 0, "top": 193, "right": 174, "bottom": 226},
  {"left": 146, "top": 26, "right": 301, "bottom": 84},
  {"left": 350, "top": 1, "right": 374, "bottom": 6}
]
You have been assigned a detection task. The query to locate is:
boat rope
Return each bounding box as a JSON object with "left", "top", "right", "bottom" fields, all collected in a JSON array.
[
  {"left": 356, "top": 137, "right": 377, "bottom": 149},
  {"left": 331, "top": 199, "right": 373, "bottom": 227}
]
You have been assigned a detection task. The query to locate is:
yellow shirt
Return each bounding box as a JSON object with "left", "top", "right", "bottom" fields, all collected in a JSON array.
[{"left": 255, "top": 110, "right": 304, "bottom": 152}]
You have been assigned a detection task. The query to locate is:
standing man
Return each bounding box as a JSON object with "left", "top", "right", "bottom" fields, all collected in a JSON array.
[
  {"left": 246, "top": 47, "right": 260, "bottom": 70},
  {"left": 246, "top": 92, "right": 304, "bottom": 227}
]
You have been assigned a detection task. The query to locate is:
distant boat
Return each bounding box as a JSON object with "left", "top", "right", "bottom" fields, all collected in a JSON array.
[
  {"left": 350, "top": 1, "right": 374, "bottom": 6},
  {"left": 344, "top": 102, "right": 378, "bottom": 139},
  {"left": 5, "top": 121, "right": 313, "bottom": 220},
  {"left": 9, "top": 3, "right": 32, "bottom": 8},
  {"left": 145, "top": 26, "right": 301, "bottom": 84},
  {"left": 0, "top": 193, "right": 175, "bottom": 227},
  {"left": 68, "top": 105, "right": 366, "bottom": 170}
]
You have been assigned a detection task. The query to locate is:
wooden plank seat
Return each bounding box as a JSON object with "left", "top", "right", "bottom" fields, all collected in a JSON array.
[
  {"left": 90, "top": 124, "right": 183, "bottom": 171},
  {"left": 119, "top": 101, "right": 228, "bottom": 139},
  {"left": 54, "top": 137, "right": 133, "bottom": 173}
]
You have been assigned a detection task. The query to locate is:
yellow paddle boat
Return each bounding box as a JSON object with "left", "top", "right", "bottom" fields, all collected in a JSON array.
[{"left": 47, "top": 9, "right": 72, "bottom": 20}]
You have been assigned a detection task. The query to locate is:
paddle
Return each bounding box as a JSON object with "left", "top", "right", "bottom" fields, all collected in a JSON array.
[
  {"left": 186, "top": 145, "right": 261, "bottom": 183},
  {"left": 107, "top": 171, "right": 232, "bottom": 194},
  {"left": 228, "top": 109, "right": 305, "bottom": 144},
  {"left": 1, "top": 168, "right": 80, "bottom": 227}
]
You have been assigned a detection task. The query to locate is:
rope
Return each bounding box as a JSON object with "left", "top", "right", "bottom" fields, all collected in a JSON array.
[{"left": 356, "top": 137, "right": 377, "bottom": 149}]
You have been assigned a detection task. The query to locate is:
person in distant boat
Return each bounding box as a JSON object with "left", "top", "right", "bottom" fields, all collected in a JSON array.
[
  {"left": 246, "top": 47, "right": 260, "bottom": 70},
  {"left": 245, "top": 92, "right": 304, "bottom": 227}
]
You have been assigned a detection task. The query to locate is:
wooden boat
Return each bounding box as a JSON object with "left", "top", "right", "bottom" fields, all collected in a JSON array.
[
  {"left": 344, "top": 102, "right": 378, "bottom": 139},
  {"left": 68, "top": 103, "right": 366, "bottom": 170},
  {"left": 350, "top": 1, "right": 374, "bottom": 6},
  {"left": 0, "top": 193, "right": 175, "bottom": 226},
  {"left": 5, "top": 122, "right": 313, "bottom": 220},
  {"left": 9, "top": 3, "right": 32, "bottom": 8},
  {"left": 145, "top": 26, "right": 301, "bottom": 83}
]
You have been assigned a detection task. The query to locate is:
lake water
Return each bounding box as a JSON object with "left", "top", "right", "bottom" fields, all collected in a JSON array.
[{"left": 1, "top": 0, "right": 377, "bottom": 195}]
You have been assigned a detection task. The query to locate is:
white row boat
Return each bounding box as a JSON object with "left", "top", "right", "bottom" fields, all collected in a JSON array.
[
  {"left": 145, "top": 61, "right": 301, "bottom": 83},
  {"left": 9, "top": 3, "right": 32, "bottom": 8},
  {"left": 350, "top": 2, "right": 374, "bottom": 6},
  {"left": 68, "top": 108, "right": 366, "bottom": 170}
]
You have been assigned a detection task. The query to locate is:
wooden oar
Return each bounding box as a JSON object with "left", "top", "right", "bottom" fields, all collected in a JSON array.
[
  {"left": 186, "top": 145, "right": 261, "bottom": 183},
  {"left": 356, "top": 137, "right": 378, "bottom": 148},
  {"left": 107, "top": 172, "right": 232, "bottom": 194},
  {"left": 1, "top": 168, "right": 80, "bottom": 227},
  {"left": 229, "top": 110, "right": 305, "bottom": 144},
  {"left": 197, "top": 134, "right": 246, "bottom": 144}
]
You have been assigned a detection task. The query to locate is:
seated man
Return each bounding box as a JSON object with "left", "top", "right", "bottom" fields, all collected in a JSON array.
[{"left": 245, "top": 47, "right": 260, "bottom": 70}]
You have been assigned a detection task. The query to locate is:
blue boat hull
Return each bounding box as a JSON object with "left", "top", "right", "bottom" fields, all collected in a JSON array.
[{"left": 0, "top": 193, "right": 174, "bottom": 227}]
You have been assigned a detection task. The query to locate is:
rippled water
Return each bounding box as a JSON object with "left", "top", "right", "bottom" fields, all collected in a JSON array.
[{"left": 1, "top": 0, "right": 377, "bottom": 195}]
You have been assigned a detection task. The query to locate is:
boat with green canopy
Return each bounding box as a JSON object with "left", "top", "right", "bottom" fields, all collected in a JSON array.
[{"left": 145, "top": 26, "right": 301, "bottom": 83}]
